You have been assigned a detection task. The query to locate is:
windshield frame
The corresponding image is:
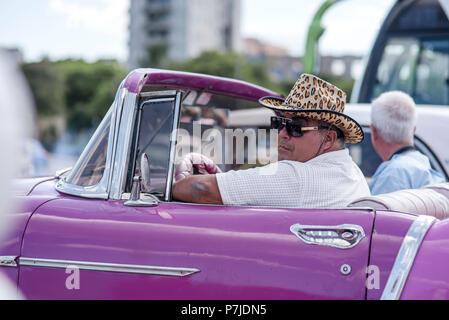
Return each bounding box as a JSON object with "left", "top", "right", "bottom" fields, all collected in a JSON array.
[{"left": 55, "top": 86, "right": 126, "bottom": 199}]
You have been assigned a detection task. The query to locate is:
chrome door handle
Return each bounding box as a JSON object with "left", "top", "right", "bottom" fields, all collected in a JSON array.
[{"left": 290, "top": 223, "right": 365, "bottom": 249}]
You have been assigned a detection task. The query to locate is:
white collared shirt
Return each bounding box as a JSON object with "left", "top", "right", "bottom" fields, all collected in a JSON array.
[{"left": 216, "top": 149, "right": 370, "bottom": 208}]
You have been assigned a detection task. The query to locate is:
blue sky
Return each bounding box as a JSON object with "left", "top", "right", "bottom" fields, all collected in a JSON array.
[{"left": 0, "top": 0, "right": 394, "bottom": 62}]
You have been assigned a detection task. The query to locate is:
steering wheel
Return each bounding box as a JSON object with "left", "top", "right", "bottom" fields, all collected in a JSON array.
[{"left": 175, "top": 153, "right": 222, "bottom": 182}]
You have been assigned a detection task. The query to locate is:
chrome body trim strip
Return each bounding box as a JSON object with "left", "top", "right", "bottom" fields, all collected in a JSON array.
[
  {"left": 165, "top": 91, "right": 182, "bottom": 201},
  {"left": 0, "top": 256, "right": 18, "bottom": 267},
  {"left": 19, "top": 257, "right": 200, "bottom": 277},
  {"left": 381, "top": 215, "right": 436, "bottom": 300}
]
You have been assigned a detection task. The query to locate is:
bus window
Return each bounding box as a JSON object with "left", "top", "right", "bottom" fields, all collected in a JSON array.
[
  {"left": 415, "top": 39, "right": 449, "bottom": 105},
  {"left": 353, "top": 0, "right": 449, "bottom": 106},
  {"left": 373, "top": 38, "right": 420, "bottom": 99},
  {"left": 372, "top": 37, "right": 449, "bottom": 105}
]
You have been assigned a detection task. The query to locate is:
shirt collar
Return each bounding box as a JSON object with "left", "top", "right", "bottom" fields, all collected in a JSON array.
[
  {"left": 389, "top": 145, "right": 415, "bottom": 161},
  {"left": 307, "top": 148, "right": 349, "bottom": 163}
]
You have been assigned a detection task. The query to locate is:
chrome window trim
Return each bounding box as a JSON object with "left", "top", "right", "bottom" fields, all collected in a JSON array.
[
  {"left": 108, "top": 92, "right": 139, "bottom": 200},
  {"left": 55, "top": 107, "right": 113, "bottom": 199},
  {"left": 55, "top": 85, "right": 126, "bottom": 199},
  {"left": 140, "top": 90, "right": 177, "bottom": 98},
  {"left": 120, "top": 95, "right": 178, "bottom": 201},
  {"left": 19, "top": 257, "right": 199, "bottom": 277},
  {"left": 165, "top": 91, "right": 182, "bottom": 201},
  {"left": 381, "top": 215, "right": 436, "bottom": 300},
  {"left": 143, "top": 97, "right": 176, "bottom": 104}
]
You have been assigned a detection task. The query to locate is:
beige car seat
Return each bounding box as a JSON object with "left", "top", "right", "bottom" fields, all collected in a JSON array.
[{"left": 348, "top": 183, "right": 449, "bottom": 220}]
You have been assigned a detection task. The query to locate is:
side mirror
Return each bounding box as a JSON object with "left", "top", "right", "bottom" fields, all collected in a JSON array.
[
  {"left": 140, "top": 153, "right": 151, "bottom": 193},
  {"left": 124, "top": 153, "right": 158, "bottom": 207}
]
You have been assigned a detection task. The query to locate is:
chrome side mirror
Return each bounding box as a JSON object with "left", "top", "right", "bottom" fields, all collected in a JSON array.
[
  {"left": 124, "top": 153, "right": 158, "bottom": 207},
  {"left": 140, "top": 153, "right": 151, "bottom": 193}
]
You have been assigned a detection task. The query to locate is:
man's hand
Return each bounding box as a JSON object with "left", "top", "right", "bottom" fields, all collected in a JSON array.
[
  {"left": 172, "top": 174, "right": 223, "bottom": 205},
  {"left": 175, "top": 153, "right": 222, "bottom": 182}
]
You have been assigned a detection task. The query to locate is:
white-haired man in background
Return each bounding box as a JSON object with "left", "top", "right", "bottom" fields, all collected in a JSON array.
[{"left": 369, "top": 91, "right": 445, "bottom": 195}]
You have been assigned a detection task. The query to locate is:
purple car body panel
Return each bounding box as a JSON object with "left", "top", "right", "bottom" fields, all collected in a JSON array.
[
  {"left": 19, "top": 179, "right": 375, "bottom": 299},
  {"left": 400, "top": 218, "right": 449, "bottom": 299},
  {"left": 12, "top": 176, "right": 56, "bottom": 197},
  {"left": 0, "top": 192, "right": 58, "bottom": 286},
  {"left": 123, "top": 69, "right": 280, "bottom": 100},
  {"left": 366, "top": 211, "right": 416, "bottom": 300}
]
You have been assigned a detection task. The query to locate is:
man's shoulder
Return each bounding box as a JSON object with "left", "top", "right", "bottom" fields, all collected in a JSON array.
[
  {"left": 377, "top": 155, "right": 432, "bottom": 181},
  {"left": 389, "top": 151, "right": 430, "bottom": 169}
]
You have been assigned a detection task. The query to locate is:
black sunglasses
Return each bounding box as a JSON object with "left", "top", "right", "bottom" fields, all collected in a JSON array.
[{"left": 270, "top": 116, "right": 320, "bottom": 137}]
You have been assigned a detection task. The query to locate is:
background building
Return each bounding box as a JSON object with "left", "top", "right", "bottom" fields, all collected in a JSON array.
[
  {"left": 128, "top": 0, "right": 241, "bottom": 69},
  {"left": 243, "top": 38, "right": 362, "bottom": 82}
]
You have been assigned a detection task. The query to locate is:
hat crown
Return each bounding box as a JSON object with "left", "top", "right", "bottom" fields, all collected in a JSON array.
[{"left": 283, "top": 74, "right": 346, "bottom": 113}]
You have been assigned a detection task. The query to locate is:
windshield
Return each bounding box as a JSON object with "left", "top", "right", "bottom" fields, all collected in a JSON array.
[{"left": 65, "top": 109, "right": 112, "bottom": 187}]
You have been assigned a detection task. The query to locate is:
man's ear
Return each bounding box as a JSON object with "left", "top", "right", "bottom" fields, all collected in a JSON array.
[
  {"left": 370, "top": 124, "right": 378, "bottom": 141},
  {"left": 323, "top": 129, "right": 338, "bottom": 151}
]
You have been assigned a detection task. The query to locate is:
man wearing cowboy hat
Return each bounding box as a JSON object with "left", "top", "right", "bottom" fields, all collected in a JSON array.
[{"left": 172, "top": 74, "right": 370, "bottom": 208}]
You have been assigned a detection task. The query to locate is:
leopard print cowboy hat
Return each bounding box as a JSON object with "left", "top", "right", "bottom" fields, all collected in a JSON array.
[{"left": 259, "top": 73, "right": 364, "bottom": 144}]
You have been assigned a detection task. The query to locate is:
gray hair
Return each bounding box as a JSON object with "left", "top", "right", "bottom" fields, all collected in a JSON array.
[{"left": 371, "top": 91, "right": 417, "bottom": 144}]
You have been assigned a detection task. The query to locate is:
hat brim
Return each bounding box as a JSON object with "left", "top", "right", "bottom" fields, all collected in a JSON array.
[{"left": 259, "top": 96, "right": 364, "bottom": 144}]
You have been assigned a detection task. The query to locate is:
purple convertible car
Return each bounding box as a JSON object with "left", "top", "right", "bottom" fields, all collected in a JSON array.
[{"left": 2, "top": 69, "right": 449, "bottom": 300}]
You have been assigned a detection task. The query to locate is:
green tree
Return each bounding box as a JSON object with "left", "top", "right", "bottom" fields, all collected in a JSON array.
[
  {"left": 141, "top": 43, "right": 169, "bottom": 67},
  {"left": 55, "top": 59, "right": 127, "bottom": 130},
  {"left": 277, "top": 74, "right": 354, "bottom": 99},
  {"left": 22, "top": 58, "right": 66, "bottom": 116},
  {"left": 167, "top": 51, "right": 280, "bottom": 93},
  {"left": 22, "top": 58, "right": 127, "bottom": 149}
]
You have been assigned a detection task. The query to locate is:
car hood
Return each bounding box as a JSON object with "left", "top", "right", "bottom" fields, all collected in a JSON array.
[{"left": 12, "top": 176, "right": 56, "bottom": 197}]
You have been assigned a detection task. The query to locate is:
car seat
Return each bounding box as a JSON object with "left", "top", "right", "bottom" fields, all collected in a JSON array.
[{"left": 347, "top": 182, "right": 449, "bottom": 219}]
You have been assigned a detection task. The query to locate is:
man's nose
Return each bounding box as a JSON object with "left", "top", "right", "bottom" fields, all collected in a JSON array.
[{"left": 278, "top": 126, "right": 290, "bottom": 139}]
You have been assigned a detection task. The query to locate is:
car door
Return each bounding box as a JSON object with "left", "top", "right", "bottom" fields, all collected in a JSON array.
[{"left": 19, "top": 194, "right": 374, "bottom": 299}]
